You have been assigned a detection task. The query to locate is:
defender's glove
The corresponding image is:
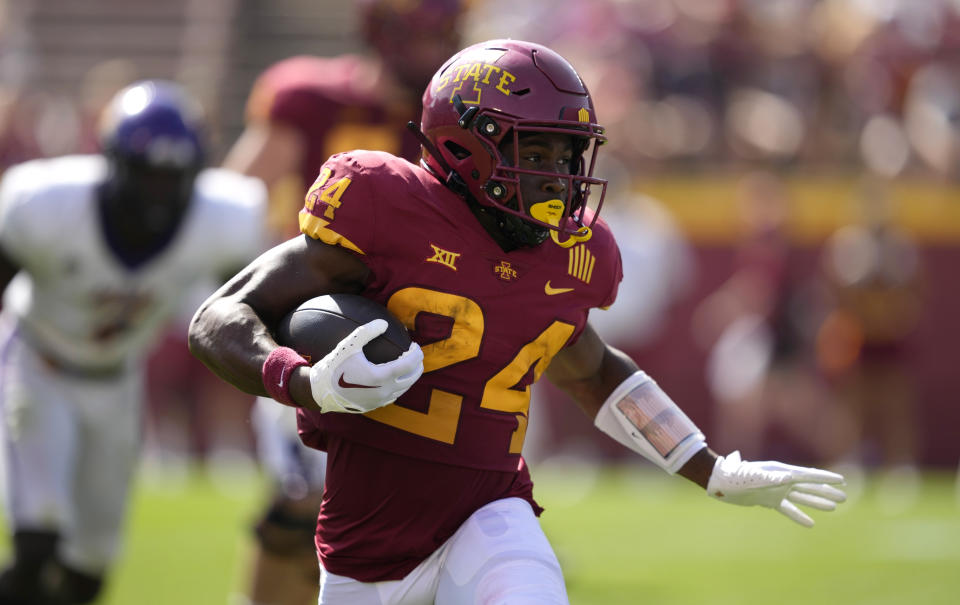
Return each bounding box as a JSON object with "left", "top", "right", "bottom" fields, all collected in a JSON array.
[
  {"left": 309, "top": 319, "right": 424, "bottom": 414},
  {"left": 707, "top": 451, "right": 847, "bottom": 527}
]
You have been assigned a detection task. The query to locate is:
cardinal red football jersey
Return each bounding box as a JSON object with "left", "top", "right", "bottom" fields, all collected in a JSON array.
[
  {"left": 295, "top": 149, "right": 622, "bottom": 580},
  {"left": 246, "top": 55, "right": 423, "bottom": 190}
]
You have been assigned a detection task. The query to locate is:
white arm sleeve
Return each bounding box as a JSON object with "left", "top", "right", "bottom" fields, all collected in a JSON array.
[{"left": 594, "top": 370, "right": 707, "bottom": 474}]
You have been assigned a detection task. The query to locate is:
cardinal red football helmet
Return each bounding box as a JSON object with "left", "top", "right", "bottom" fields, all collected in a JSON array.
[
  {"left": 359, "top": 0, "right": 464, "bottom": 93},
  {"left": 419, "top": 39, "right": 607, "bottom": 247}
]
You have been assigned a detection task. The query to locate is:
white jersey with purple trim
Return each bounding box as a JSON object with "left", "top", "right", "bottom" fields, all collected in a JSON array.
[{"left": 0, "top": 154, "right": 267, "bottom": 371}]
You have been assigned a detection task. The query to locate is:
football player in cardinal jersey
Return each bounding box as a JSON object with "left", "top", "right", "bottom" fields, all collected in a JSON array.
[
  {"left": 224, "top": 0, "right": 463, "bottom": 238},
  {"left": 0, "top": 80, "right": 266, "bottom": 604},
  {"left": 222, "top": 1, "right": 465, "bottom": 603},
  {"left": 190, "top": 40, "right": 847, "bottom": 604}
]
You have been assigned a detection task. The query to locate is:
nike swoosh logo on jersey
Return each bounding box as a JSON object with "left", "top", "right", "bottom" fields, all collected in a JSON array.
[
  {"left": 338, "top": 374, "right": 377, "bottom": 389},
  {"left": 544, "top": 281, "right": 574, "bottom": 295}
]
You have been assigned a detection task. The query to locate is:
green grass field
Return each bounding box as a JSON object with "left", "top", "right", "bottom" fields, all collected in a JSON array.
[{"left": 3, "top": 463, "right": 959, "bottom": 604}]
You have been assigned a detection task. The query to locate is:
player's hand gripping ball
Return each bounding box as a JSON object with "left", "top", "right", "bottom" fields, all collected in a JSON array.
[{"left": 276, "top": 294, "right": 424, "bottom": 414}]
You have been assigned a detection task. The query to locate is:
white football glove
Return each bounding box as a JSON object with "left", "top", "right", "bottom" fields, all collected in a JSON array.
[
  {"left": 309, "top": 319, "right": 424, "bottom": 414},
  {"left": 707, "top": 451, "right": 847, "bottom": 527}
]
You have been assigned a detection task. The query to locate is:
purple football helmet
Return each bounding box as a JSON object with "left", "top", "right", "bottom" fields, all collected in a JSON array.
[
  {"left": 97, "top": 81, "right": 206, "bottom": 242},
  {"left": 98, "top": 79, "right": 206, "bottom": 170},
  {"left": 419, "top": 39, "right": 607, "bottom": 247}
]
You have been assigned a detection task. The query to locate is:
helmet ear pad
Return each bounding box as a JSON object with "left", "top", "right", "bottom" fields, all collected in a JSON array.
[{"left": 426, "top": 122, "right": 516, "bottom": 207}]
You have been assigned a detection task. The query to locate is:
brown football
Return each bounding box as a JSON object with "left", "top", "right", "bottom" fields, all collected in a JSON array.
[{"left": 275, "top": 294, "right": 412, "bottom": 365}]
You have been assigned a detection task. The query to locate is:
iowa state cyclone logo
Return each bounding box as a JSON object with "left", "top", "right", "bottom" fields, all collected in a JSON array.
[
  {"left": 493, "top": 260, "right": 518, "bottom": 282},
  {"left": 435, "top": 53, "right": 517, "bottom": 105}
]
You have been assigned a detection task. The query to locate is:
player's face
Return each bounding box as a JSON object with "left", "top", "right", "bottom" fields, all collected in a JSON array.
[
  {"left": 108, "top": 159, "right": 196, "bottom": 235},
  {"left": 499, "top": 131, "right": 575, "bottom": 217}
]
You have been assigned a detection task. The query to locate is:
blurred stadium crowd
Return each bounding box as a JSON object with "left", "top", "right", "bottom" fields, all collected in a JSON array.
[
  {"left": 470, "top": 0, "right": 960, "bottom": 179},
  {"left": 5, "top": 0, "right": 960, "bottom": 176},
  {"left": 1, "top": 0, "right": 958, "bottom": 478}
]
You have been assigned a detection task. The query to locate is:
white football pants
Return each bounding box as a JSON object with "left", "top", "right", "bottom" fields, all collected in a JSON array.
[
  {"left": 0, "top": 327, "right": 142, "bottom": 574},
  {"left": 318, "top": 497, "right": 569, "bottom": 605}
]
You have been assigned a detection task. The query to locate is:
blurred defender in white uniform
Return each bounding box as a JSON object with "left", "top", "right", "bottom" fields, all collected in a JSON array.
[{"left": 0, "top": 80, "right": 266, "bottom": 604}]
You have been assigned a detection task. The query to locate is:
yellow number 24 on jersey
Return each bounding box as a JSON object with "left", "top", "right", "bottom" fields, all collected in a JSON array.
[{"left": 364, "top": 286, "right": 575, "bottom": 454}]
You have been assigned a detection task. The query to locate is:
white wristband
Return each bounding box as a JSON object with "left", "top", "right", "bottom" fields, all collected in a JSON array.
[{"left": 594, "top": 370, "right": 706, "bottom": 474}]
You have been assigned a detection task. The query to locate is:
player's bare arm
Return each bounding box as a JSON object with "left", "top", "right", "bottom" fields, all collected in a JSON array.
[
  {"left": 546, "top": 325, "right": 717, "bottom": 488},
  {"left": 221, "top": 120, "right": 306, "bottom": 188},
  {"left": 545, "top": 322, "right": 634, "bottom": 415},
  {"left": 546, "top": 322, "right": 844, "bottom": 522},
  {"left": 188, "top": 235, "right": 368, "bottom": 404}
]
